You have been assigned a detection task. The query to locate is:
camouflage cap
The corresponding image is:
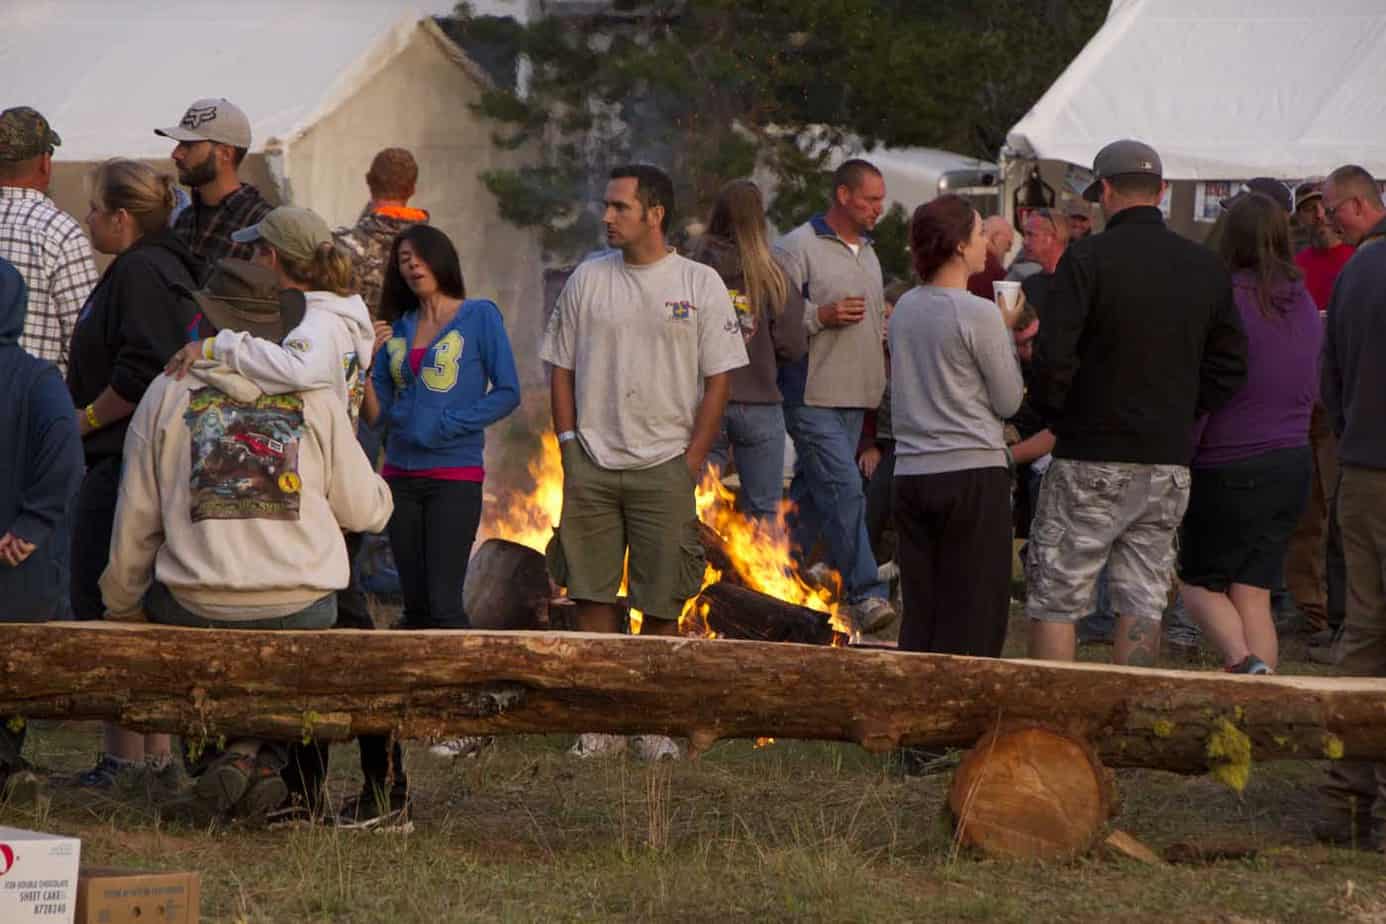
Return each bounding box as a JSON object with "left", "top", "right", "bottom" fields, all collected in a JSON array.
[{"left": 0, "top": 107, "right": 61, "bottom": 163}]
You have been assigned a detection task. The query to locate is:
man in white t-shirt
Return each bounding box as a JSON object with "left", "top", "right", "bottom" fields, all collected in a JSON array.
[{"left": 541, "top": 164, "right": 747, "bottom": 633}]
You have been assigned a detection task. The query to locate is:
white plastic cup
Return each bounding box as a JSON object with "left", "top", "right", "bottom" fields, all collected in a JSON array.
[{"left": 993, "top": 280, "right": 1022, "bottom": 314}]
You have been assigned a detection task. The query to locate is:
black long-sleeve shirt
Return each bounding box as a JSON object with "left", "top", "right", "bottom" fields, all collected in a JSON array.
[
  {"left": 1030, "top": 206, "right": 1247, "bottom": 466},
  {"left": 1321, "top": 216, "right": 1386, "bottom": 469},
  {"left": 66, "top": 229, "right": 203, "bottom": 461}
]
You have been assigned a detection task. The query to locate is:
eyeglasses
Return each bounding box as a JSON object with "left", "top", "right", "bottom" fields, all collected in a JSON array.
[{"left": 1324, "top": 197, "right": 1357, "bottom": 222}]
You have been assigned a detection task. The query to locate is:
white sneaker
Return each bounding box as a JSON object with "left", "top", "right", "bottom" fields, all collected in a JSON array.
[
  {"left": 851, "top": 597, "right": 898, "bottom": 634},
  {"left": 568, "top": 733, "right": 628, "bottom": 759},
  {"left": 631, "top": 735, "right": 681, "bottom": 761},
  {"left": 428, "top": 736, "right": 494, "bottom": 759}
]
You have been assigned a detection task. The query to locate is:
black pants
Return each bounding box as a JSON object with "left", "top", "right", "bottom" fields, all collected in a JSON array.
[
  {"left": 281, "top": 533, "right": 407, "bottom": 808},
  {"left": 863, "top": 444, "right": 896, "bottom": 565},
  {"left": 70, "top": 455, "right": 121, "bottom": 620},
  {"left": 893, "top": 467, "right": 1013, "bottom": 657},
  {"left": 388, "top": 478, "right": 483, "bottom": 629}
]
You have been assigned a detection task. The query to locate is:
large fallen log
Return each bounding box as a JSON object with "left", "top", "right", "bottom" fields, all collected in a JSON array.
[{"left": 2, "top": 623, "right": 1385, "bottom": 774}]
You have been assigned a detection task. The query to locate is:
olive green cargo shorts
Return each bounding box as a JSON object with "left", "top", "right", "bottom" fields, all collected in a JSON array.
[{"left": 546, "top": 439, "right": 707, "bottom": 622}]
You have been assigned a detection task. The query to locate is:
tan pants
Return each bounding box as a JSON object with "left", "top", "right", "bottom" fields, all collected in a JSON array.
[
  {"left": 1319, "top": 465, "right": 1386, "bottom": 834},
  {"left": 1285, "top": 405, "right": 1339, "bottom": 631}
]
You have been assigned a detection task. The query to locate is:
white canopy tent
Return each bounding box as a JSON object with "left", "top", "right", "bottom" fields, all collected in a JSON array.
[
  {"left": 1006, "top": 0, "right": 1386, "bottom": 180},
  {"left": 4, "top": 0, "right": 555, "bottom": 382}
]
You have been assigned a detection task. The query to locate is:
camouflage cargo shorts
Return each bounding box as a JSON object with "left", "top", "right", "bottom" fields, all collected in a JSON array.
[{"left": 1025, "top": 459, "right": 1191, "bottom": 623}]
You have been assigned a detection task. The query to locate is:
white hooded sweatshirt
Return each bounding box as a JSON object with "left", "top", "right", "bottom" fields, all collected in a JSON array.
[
  {"left": 208, "top": 291, "right": 375, "bottom": 423},
  {"left": 100, "top": 360, "right": 393, "bottom": 622}
]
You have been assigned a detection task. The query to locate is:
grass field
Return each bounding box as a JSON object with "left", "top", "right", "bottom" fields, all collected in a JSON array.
[{"left": 3, "top": 613, "right": 1383, "bottom": 923}]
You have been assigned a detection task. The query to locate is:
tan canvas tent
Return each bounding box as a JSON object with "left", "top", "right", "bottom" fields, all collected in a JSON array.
[{"left": 6, "top": 0, "right": 552, "bottom": 383}]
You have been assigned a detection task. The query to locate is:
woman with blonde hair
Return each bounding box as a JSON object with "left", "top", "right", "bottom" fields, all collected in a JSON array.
[
  {"left": 689, "top": 179, "right": 806, "bottom": 520},
  {"left": 167, "top": 207, "right": 376, "bottom": 424},
  {"left": 68, "top": 158, "right": 204, "bottom": 786}
]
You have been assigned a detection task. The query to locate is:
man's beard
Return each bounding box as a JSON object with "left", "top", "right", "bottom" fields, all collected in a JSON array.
[{"left": 178, "top": 154, "right": 218, "bottom": 188}]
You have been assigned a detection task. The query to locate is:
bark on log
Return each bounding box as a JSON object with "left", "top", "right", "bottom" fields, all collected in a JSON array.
[
  {"left": 463, "top": 539, "right": 552, "bottom": 630},
  {"left": 4, "top": 623, "right": 1386, "bottom": 775},
  {"left": 949, "top": 723, "right": 1114, "bottom": 861},
  {"left": 697, "top": 581, "right": 834, "bottom": 645}
]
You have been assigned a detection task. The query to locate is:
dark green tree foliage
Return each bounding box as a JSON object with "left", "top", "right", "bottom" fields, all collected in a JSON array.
[{"left": 456, "top": 0, "right": 1105, "bottom": 276}]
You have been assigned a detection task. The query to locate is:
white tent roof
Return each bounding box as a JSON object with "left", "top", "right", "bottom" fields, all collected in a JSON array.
[
  {"left": 1006, "top": 0, "right": 1386, "bottom": 180},
  {"left": 5, "top": 0, "right": 528, "bottom": 163}
]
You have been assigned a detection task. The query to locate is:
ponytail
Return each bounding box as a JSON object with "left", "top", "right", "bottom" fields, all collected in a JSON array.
[
  {"left": 92, "top": 158, "right": 177, "bottom": 234},
  {"left": 276, "top": 241, "right": 355, "bottom": 296}
]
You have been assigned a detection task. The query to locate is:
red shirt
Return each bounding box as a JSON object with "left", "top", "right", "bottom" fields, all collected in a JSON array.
[
  {"left": 1295, "top": 244, "right": 1355, "bottom": 312},
  {"left": 966, "top": 252, "right": 1007, "bottom": 300}
]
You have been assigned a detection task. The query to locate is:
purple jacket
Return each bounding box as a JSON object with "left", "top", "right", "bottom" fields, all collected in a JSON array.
[{"left": 1193, "top": 272, "right": 1321, "bottom": 467}]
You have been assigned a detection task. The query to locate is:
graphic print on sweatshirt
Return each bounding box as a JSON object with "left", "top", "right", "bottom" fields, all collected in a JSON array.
[
  {"left": 726, "top": 288, "right": 757, "bottom": 344},
  {"left": 343, "top": 350, "right": 366, "bottom": 424},
  {"left": 184, "top": 387, "right": 305, "bottom": 522}
]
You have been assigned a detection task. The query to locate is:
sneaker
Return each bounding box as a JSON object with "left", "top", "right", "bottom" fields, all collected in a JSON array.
[
  {"left": 851, "top": 597, "right": 898, "bottom": 634},
  {"left": 1227, "top": 655, "right": 1273, "bottom": 675},
  {"left": 73, "top": 754, "right": 136, "bottom": 789},
  {"left": 1, "top": 768, "right": 44, "bottom": 806},
  {"left": 337, "top": 791, "right": 413, "bottom": 833},
  {"left": 568, "top": 733, "right": 628, "bottom": 759},
  {"left": 1307, "top": 628, "right": 1337, "bottom": 648},
  {"left": 194, "top": 749, "right": 282, "bottom": 817},
  {"left": 428, "top": 736, "right": 494, "bottom": 759},
  {"left": 803, "top": 562, "right": 835, "bottom": 590},
  {"left": 631, "top": 735, "right": 681, "bottom": 761}
]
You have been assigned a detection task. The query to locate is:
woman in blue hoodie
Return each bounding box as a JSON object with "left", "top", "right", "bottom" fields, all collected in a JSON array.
[{"left": 363, "top": 225, "right": 519, "bottom": 630}]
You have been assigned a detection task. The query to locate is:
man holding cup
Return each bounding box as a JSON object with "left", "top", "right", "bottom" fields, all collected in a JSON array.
[
  {"left": 775, "top": 159, "right": 895, "bottom": 634},
  {"left": 1024, "top": 140, "right": 1247, "bottom": 667}
]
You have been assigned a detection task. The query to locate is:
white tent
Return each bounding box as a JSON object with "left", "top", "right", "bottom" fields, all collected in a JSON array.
[
  {"left": 1006, "top": 0, "right": 1386, "bottom": 181},
  {"left": 5, "top": 0, "right": 554, "bottom": 383}
]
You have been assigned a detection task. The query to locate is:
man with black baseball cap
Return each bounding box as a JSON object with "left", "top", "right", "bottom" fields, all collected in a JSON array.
[
  {"left": 1025, "top": 139, "right": 1248, "bottom": 668},
  {"left": 156, "top": 98, "right": 273, "bottom": 267}
]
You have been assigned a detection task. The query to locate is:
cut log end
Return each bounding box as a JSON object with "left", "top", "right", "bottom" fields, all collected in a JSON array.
[{"left": 949, "top": 723, "right": 1115, "bottom": 861}]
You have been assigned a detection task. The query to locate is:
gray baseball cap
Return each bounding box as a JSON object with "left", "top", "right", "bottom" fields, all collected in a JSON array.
[
  {"left": 1082, "top": 139, "right": 1163, "bottom": 202},
  {"left": 155, "top": 98, "right": 252, "bottom": 148},
  {"left": 230, "top": 207, "right": 332, "bottom": 263}
]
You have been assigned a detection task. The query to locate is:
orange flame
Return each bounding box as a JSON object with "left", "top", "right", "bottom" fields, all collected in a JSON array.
[{"left": 482, "top": 433, "right": 849, "bottom": 642}]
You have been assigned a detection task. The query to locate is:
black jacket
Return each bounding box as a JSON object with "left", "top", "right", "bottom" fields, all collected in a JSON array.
[
  {"left": 66, "top": 229, "right": 204, "bottom": 461},
  {"left": 1030, "top": 206, "right": 1247, "bottom": 465},
  {"left": 1321, "top": 216, "right": 1386, "bottom": 469}
]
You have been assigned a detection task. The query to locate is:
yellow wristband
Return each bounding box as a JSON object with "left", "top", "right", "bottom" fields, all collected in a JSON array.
[
  {"left": 84, "top": 403, "right": 100, "bottom": 430},
  {"left": 202, "top": 338, "right": 216, "bottom": 360}
]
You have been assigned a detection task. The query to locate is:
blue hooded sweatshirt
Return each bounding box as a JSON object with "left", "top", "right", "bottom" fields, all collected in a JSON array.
[
  {"left": 371, "top": 298, "right": 520, "bottom": 471},
  {"left": 0, "top": 258, "right": 84, "bottom": 622}
]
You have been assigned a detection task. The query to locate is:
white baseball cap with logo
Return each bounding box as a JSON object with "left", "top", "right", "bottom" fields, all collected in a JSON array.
[{"left": 155, "top": 98, "right": 252, "bottom": 148}]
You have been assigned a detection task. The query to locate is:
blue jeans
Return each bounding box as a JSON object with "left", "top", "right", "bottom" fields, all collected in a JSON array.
[
  {"left": 706, "top": 402, "right": 787, "bottom": 522},
  {"left": 783, "top": 404, "right": 887, "bottom": 603},
  {"left": 145, "top": 581, "right": 338, "bottom": 629}
]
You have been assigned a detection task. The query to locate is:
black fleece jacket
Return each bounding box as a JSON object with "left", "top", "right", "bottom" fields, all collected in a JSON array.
[
  {"left": 1030, "top": 206, "right": 1248, "bottom": 465},
  {"left": 66, "top": 229, "right": 204, "bottom": 461},
  {"left": 1321, "top": 216, "right": 1386, "bottom": 469}
]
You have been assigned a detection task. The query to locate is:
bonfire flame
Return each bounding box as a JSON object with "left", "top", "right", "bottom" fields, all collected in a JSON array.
[{"left": 481, "top": 433, "right": 850, "bottom": 641}]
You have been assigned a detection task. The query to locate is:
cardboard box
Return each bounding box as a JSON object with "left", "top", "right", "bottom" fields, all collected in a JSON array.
[
  {"left": 75, "top": 868, "right": 200, "bottom": 924},
  {"left": 0, "top": 825, "right": 82, "bottom": 923}
]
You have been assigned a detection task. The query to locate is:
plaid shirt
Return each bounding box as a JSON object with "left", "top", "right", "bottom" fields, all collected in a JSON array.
[
  {"left": 172, "top": 182, "right": 273, "bottom": 267},
  {"left": 0, "top": 186, "right": 100, "bottom": 375}
]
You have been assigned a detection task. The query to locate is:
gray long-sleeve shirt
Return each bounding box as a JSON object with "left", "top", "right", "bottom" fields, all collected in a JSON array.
[{"left": 889, "top": 285, "right": 1024, "bottom": 476}]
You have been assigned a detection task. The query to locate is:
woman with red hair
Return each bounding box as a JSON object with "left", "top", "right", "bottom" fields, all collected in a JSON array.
[{"left": 889, "top": 196, "right": 1025, "bottom": 657}]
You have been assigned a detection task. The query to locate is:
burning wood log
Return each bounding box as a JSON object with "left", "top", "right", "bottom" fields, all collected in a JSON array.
[
  {"left": 696, "top": 522, "right": 746, "bottom": 587},
  {"left": 948, "top": 723, "right": 1115, "bottom": 861},
  {"left": 4, "top": 623, "right": 1386, "bottom": 779},
  {"left": 696, "top": 581, "right": 834, "bottom": 645},
  {"left": 463, "top": 539, "right": 553, "bottom": 630}
]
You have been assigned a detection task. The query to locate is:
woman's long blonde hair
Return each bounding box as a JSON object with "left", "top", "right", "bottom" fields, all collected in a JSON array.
[{"left": 705, "top": 179, "right": 789, "bottom": 318}]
